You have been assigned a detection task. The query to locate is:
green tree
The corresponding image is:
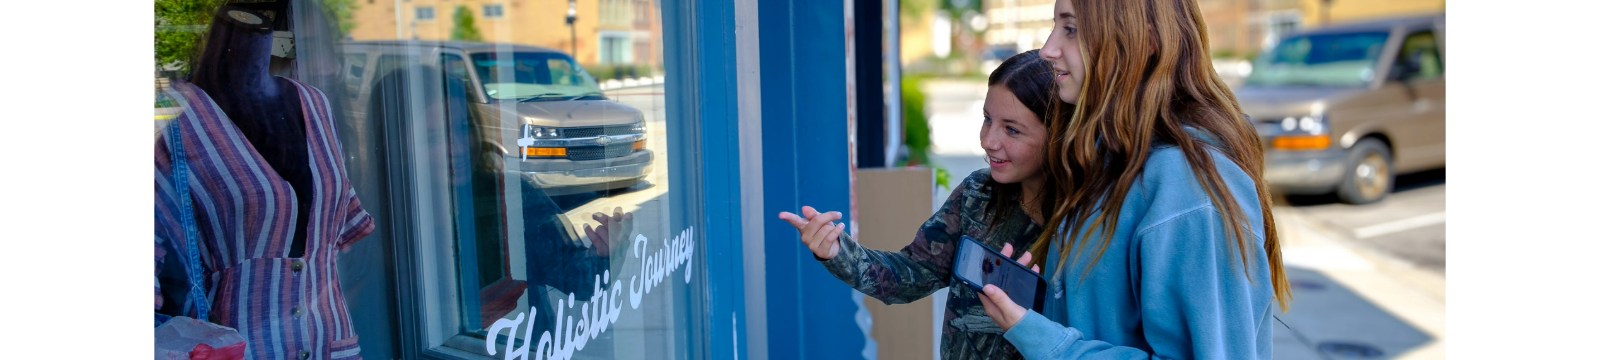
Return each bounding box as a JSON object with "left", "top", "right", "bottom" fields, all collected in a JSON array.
[
  {"left": 452, "top": 6, "right": 484, "bottom": 42},
  {"left": 901, "top": 0, "right": 935, "bottom": 19},
  {"left": 319, "top": 0, "right": 361, "bottom": 36},
  {"left": 155, "top": 0, "right": 359, "bottom": 78},
  {"left": 155, "top": 0, "right": 227, "bottom": 77}
]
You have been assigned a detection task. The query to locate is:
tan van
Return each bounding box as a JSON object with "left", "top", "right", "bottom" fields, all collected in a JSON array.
[
  {"left": 1237, "top": 15, "right": 1444, "bottom": 204},
  {"left": 339, "top": 41, "right": 652, "bottom": 196}
]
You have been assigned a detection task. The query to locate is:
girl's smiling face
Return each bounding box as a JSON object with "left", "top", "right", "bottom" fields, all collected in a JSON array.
[
  {"left": 981, "top": 86, "right": 1047, "bottom": 185},
  {"left": 1040, "top": 0, "right": 1087, "bottom": 104}
]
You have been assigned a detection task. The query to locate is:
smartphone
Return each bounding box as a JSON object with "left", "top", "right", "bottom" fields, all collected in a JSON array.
[{"left": 952, "top": 236, "right": 1047, "bottom": 312}]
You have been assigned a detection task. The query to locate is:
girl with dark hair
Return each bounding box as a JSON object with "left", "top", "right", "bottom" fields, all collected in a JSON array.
[
  {"left": 776, "top": 50, "right": 1072, "bottom": 360},
  {"left": 974, "top": 0, "right": 1292, "bottom": 359}
]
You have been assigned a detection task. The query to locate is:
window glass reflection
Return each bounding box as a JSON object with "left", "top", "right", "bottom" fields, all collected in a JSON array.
[{"left": 155, "top": 0, "right": 682, "bottom": 358}]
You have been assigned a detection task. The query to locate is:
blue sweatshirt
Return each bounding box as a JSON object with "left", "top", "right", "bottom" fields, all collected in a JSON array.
[{"left": 1001, "top": 133, "right": 1276, "bottom": 359}]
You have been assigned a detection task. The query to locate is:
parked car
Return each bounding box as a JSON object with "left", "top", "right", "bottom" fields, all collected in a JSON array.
[
  {"left": 980, "top": 45, "right": 1022, "bottom": 76},
  {"left": 340, "top": 41, "right": 652, "bottom": 196},
  {"left": 1236, "top": 15, "right": 1445, "bottom": 204}
]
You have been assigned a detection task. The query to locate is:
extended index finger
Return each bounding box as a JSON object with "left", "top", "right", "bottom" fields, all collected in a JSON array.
[{"left": 777, "top": 212, "right": 809, "bottom": 229}]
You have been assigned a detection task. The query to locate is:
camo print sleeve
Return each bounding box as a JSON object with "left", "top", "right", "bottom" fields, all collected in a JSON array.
[{"left": 818, "top": 172, "right": 983, "bottom": 305}]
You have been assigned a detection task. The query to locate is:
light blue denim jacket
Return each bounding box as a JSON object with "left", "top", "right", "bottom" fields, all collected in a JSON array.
[{"left": 1002, "top": 131, "right": 1276, "bottom": 359}]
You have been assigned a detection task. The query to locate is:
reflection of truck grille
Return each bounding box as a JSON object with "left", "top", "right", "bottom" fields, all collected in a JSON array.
[
  {"left": 562, "top": 124, "right": 637, "bottom": 139},
  {"left": 567, "top": 144, "right": 636, "bottom": 161}
]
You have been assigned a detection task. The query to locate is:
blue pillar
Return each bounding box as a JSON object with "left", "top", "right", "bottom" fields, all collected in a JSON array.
[
  {"left": 760, "top": 0, "right": 870, "bottom": 358},
  {"left": 664, "top": 0, "right": 746, "bottom": 359}
]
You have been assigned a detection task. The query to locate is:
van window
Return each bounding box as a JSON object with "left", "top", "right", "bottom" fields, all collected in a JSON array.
[
  {"left": 1245, "top": 31, "right": 1390, "bottom": 87},
  {"left": 442, "top": 53, "right": 483, "bottom": 103},
  {"left": 344, "top": 53, "right": 368, "bottom": 99},
  {"left": 1397, "top": 31, "right": 1443, "bottom": 81},
  {"left": 469, "top": 52, "right": 604, "bottom": 101}
]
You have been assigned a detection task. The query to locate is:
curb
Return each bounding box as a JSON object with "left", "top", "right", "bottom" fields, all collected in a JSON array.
[{"left": 598, "top": 75, "right": 667, "bottom": 91}]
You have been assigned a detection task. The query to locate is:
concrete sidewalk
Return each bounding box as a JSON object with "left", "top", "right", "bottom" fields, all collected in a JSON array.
[{"left": 1273, "top": 208, "right": 1446, "bottom": 359}]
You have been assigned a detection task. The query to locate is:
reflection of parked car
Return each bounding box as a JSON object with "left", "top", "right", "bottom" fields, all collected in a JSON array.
[
  {"left": 341, "top": 41, "right": 652, "bottom": 196},
  {"left": 1237, "top": 15, "right": 1444, "bottom": 204},
  {"left": 980, "top": 46, "right": 1021, "bottom": 76}
]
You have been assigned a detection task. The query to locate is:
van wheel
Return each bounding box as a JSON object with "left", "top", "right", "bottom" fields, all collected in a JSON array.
[{"left": 1337, "top": 138, "right": 1393, "bottom": 205}]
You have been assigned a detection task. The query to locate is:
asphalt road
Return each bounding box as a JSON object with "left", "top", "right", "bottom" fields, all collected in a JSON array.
[{"left": 1278, "top": 169, "right": 1447, "bottom": 275}]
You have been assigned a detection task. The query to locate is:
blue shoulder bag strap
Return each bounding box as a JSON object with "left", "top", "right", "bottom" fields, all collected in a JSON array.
[{"left": 156, "top": 115, "right": 211, "bottom": 327}]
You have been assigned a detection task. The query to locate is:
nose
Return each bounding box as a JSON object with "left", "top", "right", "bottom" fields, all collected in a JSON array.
[
  {"left": 980, "top": 123, "right": 1001, "bottom": 152},
  {"left": 1040, "top": 29, "right": 1062, "bottom": 61}
]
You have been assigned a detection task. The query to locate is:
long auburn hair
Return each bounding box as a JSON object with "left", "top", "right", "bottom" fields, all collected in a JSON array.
[
  {"left": 984, "top": 50, "right": 1071, "bottom": 233},
  {"left": 1028, "top": 0, "right": 1292, "bottom": 310}
]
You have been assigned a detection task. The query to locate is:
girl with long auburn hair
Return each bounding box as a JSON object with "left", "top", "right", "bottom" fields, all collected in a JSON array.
[{"left": 974, "top": 0, "right": 1292, "bottom": 358}]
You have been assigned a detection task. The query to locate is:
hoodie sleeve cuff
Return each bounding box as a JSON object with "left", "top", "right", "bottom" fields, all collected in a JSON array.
[
  {"left": 816, "top": 232, "right": 864, "bottom": 280},
  {"left": 1003, "top": 310, "right": 1081, "bottom": 360}
]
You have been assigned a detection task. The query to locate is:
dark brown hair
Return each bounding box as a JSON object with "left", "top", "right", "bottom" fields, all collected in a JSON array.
[
  {"left": 984, "top": 50, "right": 1072, "bottom": 233},
  {"left": 1031, "top": 0, "right": 1292, "bottom": 310}
]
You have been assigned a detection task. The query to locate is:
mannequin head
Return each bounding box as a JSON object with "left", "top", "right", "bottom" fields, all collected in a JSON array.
[{"left": 190, "top": 5, "right": 280, "bottom": 99}]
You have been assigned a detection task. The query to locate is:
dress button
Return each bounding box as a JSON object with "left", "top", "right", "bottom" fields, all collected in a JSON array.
[
  {"left": 291, "top": 306, "right": 305, "bottom": 318},
  {"left": 291, "top": 260, "right": 305, "bottom": 273},
  {"left": 298, "top": 350, "right": 310, "bottom": 359}
]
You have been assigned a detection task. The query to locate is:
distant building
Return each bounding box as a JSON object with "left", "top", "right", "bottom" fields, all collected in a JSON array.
[
  {"left": 1199, "top": 0, "right": 1444, "bottom": 58},
  {"left": 981, "top": 0, "right": 1054, "bottom": 53},
  {"left": 349, "top": 0, "right": 661, "bottom": 69}
]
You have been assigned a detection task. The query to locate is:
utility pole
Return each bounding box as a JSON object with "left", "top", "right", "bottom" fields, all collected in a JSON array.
[
  {"left": 567, "top": 0, "right": 578, "bottom": 57},
  {"left": 1320, "top": 0, "right": 1335, "bottom": 27}
]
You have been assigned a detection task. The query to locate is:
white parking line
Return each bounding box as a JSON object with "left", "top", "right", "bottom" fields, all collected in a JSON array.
[{"left": 1353, "top": 212, "right": 1446, "bottom": 239}]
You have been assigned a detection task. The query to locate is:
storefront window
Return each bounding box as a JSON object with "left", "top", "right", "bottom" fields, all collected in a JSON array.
[{"left": 154, "top": 0, "right": 692, "bottom": 359}]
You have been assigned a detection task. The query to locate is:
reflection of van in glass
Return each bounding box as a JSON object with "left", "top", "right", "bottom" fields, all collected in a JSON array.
[
  {"left": 341, "top": 41, "right": 652, "bottom": 196},
  {"left": 1237, "top": 15, "right": 1444, "bottom": 204}
]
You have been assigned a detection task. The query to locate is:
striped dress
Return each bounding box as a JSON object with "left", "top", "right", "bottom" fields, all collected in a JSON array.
[{"left": 155, "top": 78, "right": 375, "bottom": 360}]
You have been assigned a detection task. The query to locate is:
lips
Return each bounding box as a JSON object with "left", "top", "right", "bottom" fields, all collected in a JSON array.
[
  {"left": 987, "top": 155, "right": 1011, "bottom": 169},
  {"left": 1054, "top": 68, "right": 1071, "bottom": 83}
]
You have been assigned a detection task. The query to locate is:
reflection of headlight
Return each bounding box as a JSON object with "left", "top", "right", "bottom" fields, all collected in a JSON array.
[
  {"left": 631, "top": 115, "right": 646, "bottom": 138},
  {"left": 523, "top": 124, "right": 563, "bottom": 139}
]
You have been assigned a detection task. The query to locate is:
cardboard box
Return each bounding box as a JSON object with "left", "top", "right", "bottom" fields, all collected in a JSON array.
[{"left": 855, "top": 167, "right": 937, "bottom": 360}]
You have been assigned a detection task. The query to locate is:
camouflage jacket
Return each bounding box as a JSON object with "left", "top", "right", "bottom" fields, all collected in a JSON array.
[{"left": 820, "top": 169, "right": 1043, "bottom": 360}]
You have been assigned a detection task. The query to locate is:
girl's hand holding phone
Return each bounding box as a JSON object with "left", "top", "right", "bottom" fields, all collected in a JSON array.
[
  {"left": 776, "top": 206, "right": 845, "bottom": 260},
  {"left": 977, "top": 243, "right": 1040, "bottom": 332}
]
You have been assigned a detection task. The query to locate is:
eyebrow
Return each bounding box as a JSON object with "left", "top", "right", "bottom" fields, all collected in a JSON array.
[{"left": 1059, "top": 12, "right": 1074, "bottom": 20}]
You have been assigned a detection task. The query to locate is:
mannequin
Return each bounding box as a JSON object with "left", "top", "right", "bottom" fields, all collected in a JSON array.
[
  {"left": 155, "top": 3, "right": 377, "bottom": 359},
  {"left": 188, "top": 4, "right": 313, "bottom": 257}
]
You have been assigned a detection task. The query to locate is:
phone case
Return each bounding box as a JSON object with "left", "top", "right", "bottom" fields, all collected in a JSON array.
[{"left": 952, "top": 235, "right": 1048, "bottom": 311}]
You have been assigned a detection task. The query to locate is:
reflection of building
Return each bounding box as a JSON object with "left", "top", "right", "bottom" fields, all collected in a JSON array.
[
  {"left": 348, "top": 0, "right": 661, "bottom": 69},
  {"left": 1199, "top": 0, "right": 1445, "bottom": 58},
  {"left": 597, "top": 0, "right": 662, "bottom": 66},
  {"left": 981, "top": 0, "right": 1054, "bottom": 52}
]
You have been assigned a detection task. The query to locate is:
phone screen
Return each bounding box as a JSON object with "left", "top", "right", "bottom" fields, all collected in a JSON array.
[{"left": 954, "top": 237, "right": 1046, "bottom": 312}]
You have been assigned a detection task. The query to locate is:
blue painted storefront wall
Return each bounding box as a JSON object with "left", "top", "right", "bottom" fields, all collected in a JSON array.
[
  {"left": 662, "top": 0, "right": 751, "bottom": 359},
  {"left": 759, "top": 0, "right": 871, "bottom": 359}
]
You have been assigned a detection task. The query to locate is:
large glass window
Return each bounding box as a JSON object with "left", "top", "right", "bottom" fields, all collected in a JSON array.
[{"left": 153, "top": 0, "right": 690, "bottom": 359}]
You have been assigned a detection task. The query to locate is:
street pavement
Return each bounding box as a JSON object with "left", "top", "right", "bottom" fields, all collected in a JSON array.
[
  {"left": 1281, "top": 171, "right": 1447, "bottom": 276},
  {"left": 921, "top": 78, "right": 1446, "bottom": 360}
]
